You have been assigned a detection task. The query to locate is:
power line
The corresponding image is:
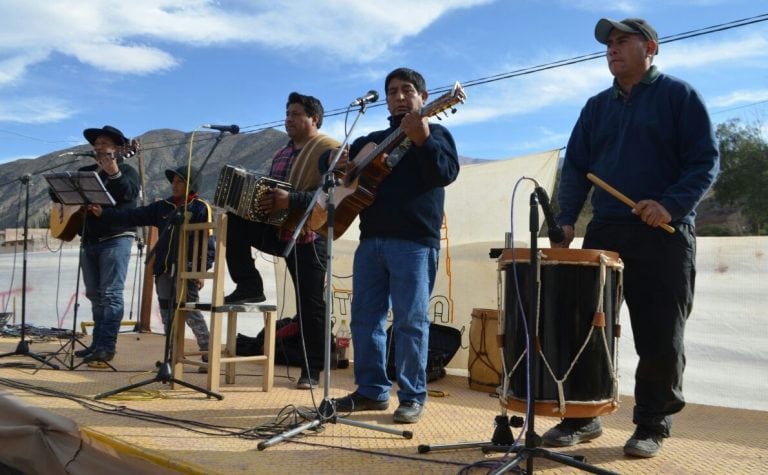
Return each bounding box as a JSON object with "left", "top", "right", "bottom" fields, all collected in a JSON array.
[{"left": 241, "top": 13, "right": 768, "bottom": 135}]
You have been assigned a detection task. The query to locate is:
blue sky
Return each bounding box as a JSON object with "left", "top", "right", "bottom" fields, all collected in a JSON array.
[{"left": 1, "top": 0, "right": 767, "bottom": 164}]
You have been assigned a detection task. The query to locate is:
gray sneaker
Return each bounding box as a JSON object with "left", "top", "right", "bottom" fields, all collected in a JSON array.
[
  {"left": 393, "top": 401, "right": 424, "bottom": 424},
  {"left": 296, "top": 370, "right": 319, "bottom": 389},
  {"left": 541, "top": 417, "right": 603, "bottom": 447},
  {"left": 624, "top": 426, "right": 665, "bottom": 458}
]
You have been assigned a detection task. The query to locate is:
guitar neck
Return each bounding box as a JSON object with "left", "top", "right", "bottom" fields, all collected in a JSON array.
[
  {"left": 346, "top": 82, "right": 466, "bottom": 181},
  {"left": 352, "top": 127, "right": 406, "bottom": 174}
]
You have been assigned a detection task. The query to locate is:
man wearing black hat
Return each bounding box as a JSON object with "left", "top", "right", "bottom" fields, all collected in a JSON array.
[
  {"left": 91, "top": 165, "right": 213, "bottom": 367},
  {"left": 67, "top": 125, "right": 141, "bottom": 364},
  {"left": 546, "top": 18, "right": 719, "bottom": 458}
]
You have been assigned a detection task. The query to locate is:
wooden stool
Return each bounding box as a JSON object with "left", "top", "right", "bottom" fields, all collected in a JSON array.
[{"left": 171, "top": 214, "right": 276, "bottom": 394}]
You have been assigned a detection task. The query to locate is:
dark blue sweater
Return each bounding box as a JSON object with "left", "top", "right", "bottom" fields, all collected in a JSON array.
[
  {"left": 326, "top": 115, "right": 459, "bottom": 249},
  {"left": 100, "top": 197, "right": 215, "bottom": 276},
  {"left": 558, "top": 66, "right": 719, "bottom": 227}
]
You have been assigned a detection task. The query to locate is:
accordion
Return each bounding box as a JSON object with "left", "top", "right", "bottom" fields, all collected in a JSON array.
[{"left": 213, "top": 165, "right": 293, "bottom": 225}]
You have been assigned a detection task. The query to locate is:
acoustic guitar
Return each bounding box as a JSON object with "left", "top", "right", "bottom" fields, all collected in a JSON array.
[
  {"left": 313, "top": 82, "right": 467, "bottom": 239},
  {"left": 49, "top": 140, "right": 140, "bottom": 241}
]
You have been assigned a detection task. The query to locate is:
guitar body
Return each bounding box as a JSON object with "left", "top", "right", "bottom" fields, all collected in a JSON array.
[
  {"left": 313, "top": 143, "right": 392, "bottom": 239},
  {"left": 50, "top": 203, "right": 84, "bottom": 241}
]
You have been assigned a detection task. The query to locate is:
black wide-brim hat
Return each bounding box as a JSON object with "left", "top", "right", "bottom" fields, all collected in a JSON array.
[
  {"left": 83, "top": 125, "right": 129, "bottom": 146},
  {"left": 165, "top": 165, "right": 202, "bottom": 192}
]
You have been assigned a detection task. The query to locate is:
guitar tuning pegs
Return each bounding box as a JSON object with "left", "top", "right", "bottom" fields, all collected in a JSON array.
[{"left": 451, "top": 107, "right": 457, "bottom": 114}]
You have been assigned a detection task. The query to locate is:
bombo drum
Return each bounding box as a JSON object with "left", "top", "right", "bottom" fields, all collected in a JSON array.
[
  {"left": 498, "top": 248, "right": 623, "bottom": 418},
  {"left": 468, "top": 308, "right": 503, "bottom": 393}
]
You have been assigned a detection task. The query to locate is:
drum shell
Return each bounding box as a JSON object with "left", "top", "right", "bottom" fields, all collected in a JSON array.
[
  {"left": 500, "top": 248, "right": 622, "bottom": 418},
  {"left": 468, "top": 308, "right": 503, "bottom": 393}
]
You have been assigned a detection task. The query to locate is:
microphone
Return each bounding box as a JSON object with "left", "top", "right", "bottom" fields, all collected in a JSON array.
[
  {"left": 534, "top": 186, "right": 565, "bottom": 244},
  {"left": 58, "top": 151, "right": 96, "bottom": 158},
  {"left": 203, "top": 124, "right": 240, "bottom": 134},
  {"left": 349, "top": 90, "right": 379, "bottom": 107}
]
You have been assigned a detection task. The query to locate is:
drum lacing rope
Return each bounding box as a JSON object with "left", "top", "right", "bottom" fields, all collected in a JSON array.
[
  {"left": 597, "top": 254, "right": 619, "bottom": 405},
  {"left": 539, "top": 255, "right": 610, "bottom": 415}
]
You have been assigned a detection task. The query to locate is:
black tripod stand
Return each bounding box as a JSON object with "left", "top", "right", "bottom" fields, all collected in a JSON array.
[
  {"left": 94, "top": 131, "right": 232, "bottom": 400},
  {"left": 486, "top": 190, "right": 615, "bottom": 475},
  {"left": 258, "top": 100, "right": 412, "bottom": 450},
  {"left": 0, "top": 174, "right": 59, "bottom": 369}
]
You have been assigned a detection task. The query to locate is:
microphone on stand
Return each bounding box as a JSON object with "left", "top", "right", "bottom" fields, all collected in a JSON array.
[
  {"left": 534, "top": 186, "right": 565, "bottom": 244},
  {"left": 59, "top": 151, "right": 96, "bottom": 158},
  {"left": 349, "top": 90, "right": 379, "bottom": 107},
  {"left": 203, "top": 124, "right": 240, "bottom": 134}
]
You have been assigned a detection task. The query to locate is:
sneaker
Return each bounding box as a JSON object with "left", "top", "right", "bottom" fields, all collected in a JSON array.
[
  {"left": 333, "top": 391, "right": 389, "bottom": 412},
  {"left": 296, "top": 370, "right": 319, "bottom": 389},
  {"left": 224, "top": 285, "right": 266, "bottom": 305},
  {"left": 624, "top": 426, "right": 665, "bottom": 458},
  {"left": 393, "top": 401, "right": 424, "bottom": 424},
  {"left": 82, "top": 349, "right": 115, "bottom": 364},
  {"left": 541, "top": 417, "right": 603, "bottom": 447}
]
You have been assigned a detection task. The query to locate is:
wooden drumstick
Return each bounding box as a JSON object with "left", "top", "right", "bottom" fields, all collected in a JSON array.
[{"left": 586, "top": 173, "right": 675, "bottom": 234}]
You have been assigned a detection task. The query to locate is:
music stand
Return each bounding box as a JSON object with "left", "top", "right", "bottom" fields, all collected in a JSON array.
[
  {"left": 0, "top": 174, "right": 59, "bottom": 369},
  {"left": 42, "top": 171, "right": 117, "bottom": 371},
  {"left": 258, "top": 101, "right": 412, "bottom": 450}
]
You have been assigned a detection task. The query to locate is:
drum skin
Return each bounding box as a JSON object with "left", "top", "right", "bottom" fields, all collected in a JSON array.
[{"left": 499, "top": 248, "right": 623, "bottom": 418}]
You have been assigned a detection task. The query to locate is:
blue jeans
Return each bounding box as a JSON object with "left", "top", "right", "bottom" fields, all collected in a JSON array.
[
  {"left": 81, "top": 236, "right": 133, "bottom": 353},
  {"left": 350, "top": 238, "right": 438, "bottom": 405}
]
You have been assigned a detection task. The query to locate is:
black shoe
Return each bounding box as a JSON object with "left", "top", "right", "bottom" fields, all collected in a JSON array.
[
  {"left": 393, "top": 400, "right": 424, "bottom": 424},
  {"left": 74, "top": 346, "right": 94, "bottom": 358},
  {"left": 541, "top": 417, "right": 603, "bottom": 447},
  {"left": 224, "top": 285, "right": 266, "bottom": 305},
  {"left": 296, "top": 369, "right": 319, "bottom": 389},
  {"left": 624, "top": 426, "right": 665, "bottom": 458},
  {"left": 82, "top": 349, "right": 115, "bottom": 363},
  {"left": 333, "top": 391, "right": 389, "bottom": 412}
]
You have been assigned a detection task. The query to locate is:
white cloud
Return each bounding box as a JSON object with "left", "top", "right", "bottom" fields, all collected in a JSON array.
[
  {"left": 450, "top": 59, "right": 608, "bottom": 126},
  {"left": 0, "top": 97, "right": 75, "bottom": 123},
  {"left": 0, "top": 0, "right": 491, "bottom": 83},
  {"left": 711, "top": 89, "right": 768, "bottom": 108},
  {"left": 0, "top": 51, "right": 49, "bottom": 86},
  {"left": 657, "top": 33, "right": 768, "bottom": 70}
]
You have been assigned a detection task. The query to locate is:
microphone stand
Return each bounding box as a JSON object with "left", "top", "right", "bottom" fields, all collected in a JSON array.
[
  {"left": 259, "top": 101, "right": 412, "bottom": 449},
  {"left": 0, "top": 174, "right": 59, "bottom": 368},
  {"left": 95, "top": 132, "right": 231, "bottom": 400},
  {"left": 487, "top": 192, "right": 615, "bottom": 475}
]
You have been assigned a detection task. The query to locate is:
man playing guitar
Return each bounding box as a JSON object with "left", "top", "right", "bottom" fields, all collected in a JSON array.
[{"left": 51, "top": 125, "right": 140, "bottom": 365}]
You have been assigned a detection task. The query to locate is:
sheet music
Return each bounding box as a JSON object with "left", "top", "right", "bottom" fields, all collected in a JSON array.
[{"left": 44, "top": 171, "right": 116, "bottom": 206}]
